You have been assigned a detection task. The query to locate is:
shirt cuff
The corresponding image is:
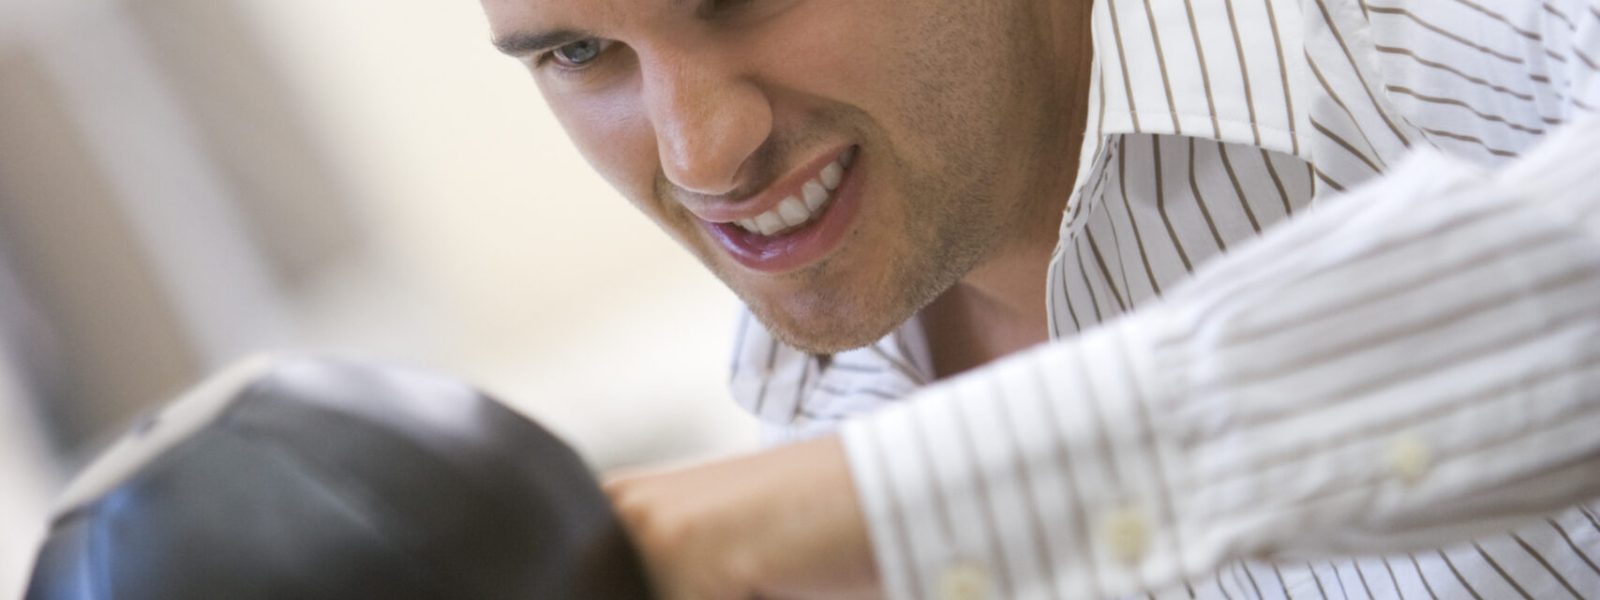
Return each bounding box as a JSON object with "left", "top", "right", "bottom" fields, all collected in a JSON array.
[{"left": 841, "top": 309, "right": 1186, "bottom": 600}]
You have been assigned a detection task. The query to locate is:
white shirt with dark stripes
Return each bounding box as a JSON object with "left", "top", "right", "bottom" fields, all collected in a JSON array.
[{"left": 727, "top": 0, "right": 1600, "bottom": 598}]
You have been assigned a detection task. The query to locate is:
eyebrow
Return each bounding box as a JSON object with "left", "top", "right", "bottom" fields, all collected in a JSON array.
[{"left": 492, "top": 28, "right": 593, "bottom": 56}]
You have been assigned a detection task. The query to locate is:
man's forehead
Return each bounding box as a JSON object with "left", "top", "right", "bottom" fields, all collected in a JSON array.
[
  {"left": 481, "top": 0, "right": 688, "bottom": 34},
  {"left": 480, "top": 0, "right": 574, "bottom": 29}
]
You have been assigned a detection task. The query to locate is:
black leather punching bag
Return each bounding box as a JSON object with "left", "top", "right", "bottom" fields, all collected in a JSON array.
[{"left": 24, "top": 357, "right": 654, "bottom": 600}]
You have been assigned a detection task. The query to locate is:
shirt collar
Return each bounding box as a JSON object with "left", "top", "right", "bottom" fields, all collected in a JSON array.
[
  {"left": 729, "top": 310, "right": 933, "bottom": 427},
  {"left": 1087, "top": 0, "right": 1308, "bottom": 156}
]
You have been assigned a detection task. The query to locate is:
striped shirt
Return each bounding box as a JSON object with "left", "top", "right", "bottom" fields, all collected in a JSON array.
[{"left": 728, "top": 0, "right": 1600, "bottom": 598}]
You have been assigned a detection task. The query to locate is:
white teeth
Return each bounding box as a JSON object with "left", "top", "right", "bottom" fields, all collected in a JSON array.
[
  {"left": 777, "top": 197, "right": 810, "bottom": 227},
  {"left": 731, "top": 148, "right": 857, "bottom": 236},
  {"left": 755, "top": 212, "right": 786, "bottom": 236},
  {"left": 820, "top": 162, "right": 843, "bottom": 190},
  {"left": 802, "top": 181, "right": 828, "bottom": 211}
]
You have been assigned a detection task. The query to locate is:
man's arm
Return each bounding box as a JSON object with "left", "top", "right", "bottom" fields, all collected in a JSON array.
[
  {"left": 607, "top": 116, "right": 1600, "bottom": 600},
  {"left": 847, "top": 116, "right": 1600, "bottom": 599}
]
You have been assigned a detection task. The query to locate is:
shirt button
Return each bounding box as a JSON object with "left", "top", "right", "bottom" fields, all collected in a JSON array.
[
  {"left": 937, "top": 560, "right": 991, "bottom": 600},
  {"left": 1101, "top": 507, "right": 1149, "bottom": 565},
  {"left": 1387, "top": 434, "right": 1432, "bottom": 484}
]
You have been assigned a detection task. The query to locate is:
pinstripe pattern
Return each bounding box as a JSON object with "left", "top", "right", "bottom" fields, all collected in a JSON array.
[{"left": 729, "top": 0, "right": 1600, "bottom": 597}]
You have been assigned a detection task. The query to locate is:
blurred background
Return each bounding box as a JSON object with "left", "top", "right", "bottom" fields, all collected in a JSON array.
[{"left": 0, "top": 0, "right": 759, "bottom": 595}]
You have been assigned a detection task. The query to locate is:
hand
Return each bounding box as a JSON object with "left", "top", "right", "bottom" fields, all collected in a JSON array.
[{"left": 603, "top": 436, "right": 882, "bottom": 600}]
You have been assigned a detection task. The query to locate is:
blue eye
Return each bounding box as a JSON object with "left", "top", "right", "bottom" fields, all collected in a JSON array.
[{"left": 551, "top": 39, "right": 611, "bottom": 67}]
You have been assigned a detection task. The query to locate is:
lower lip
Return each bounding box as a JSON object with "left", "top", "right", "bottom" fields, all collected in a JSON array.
[{"left": 703, "top": 150, "right": 865, "bottom": 274}]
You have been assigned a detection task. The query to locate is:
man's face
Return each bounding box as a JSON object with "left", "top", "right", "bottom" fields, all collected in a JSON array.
[{"left": 483, "top": 0, "right": 1078, "bottom": 353}]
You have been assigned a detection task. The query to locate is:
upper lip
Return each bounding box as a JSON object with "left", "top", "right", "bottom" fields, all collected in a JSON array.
[{"left": 680, "top": 145, "right": 853, "bottom": 224}]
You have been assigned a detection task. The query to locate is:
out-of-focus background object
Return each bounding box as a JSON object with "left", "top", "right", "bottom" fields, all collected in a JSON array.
[{"left": 0, "top": 0, "right": 757, "bottom": 596}]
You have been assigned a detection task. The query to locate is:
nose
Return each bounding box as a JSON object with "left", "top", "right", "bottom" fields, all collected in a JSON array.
[{"left": 641, "top": 51, "right": 772, "bottom": 196}]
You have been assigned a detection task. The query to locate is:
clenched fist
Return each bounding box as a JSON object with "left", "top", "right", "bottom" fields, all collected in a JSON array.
[{"left": 604, "top": 436, "right": 882, "bottom": 600}]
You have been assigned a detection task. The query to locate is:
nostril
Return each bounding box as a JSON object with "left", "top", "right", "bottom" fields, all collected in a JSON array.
[{"left": 661, "top": 148, "right": 742, "bottom": 196}]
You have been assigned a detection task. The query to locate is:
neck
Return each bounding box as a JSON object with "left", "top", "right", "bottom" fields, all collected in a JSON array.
[
  {"left": 921, "top": 2, "right": 1093, "bottom": 380},
  {"left": 922, "top": 231, "right": 1060, "bottom": 379}
]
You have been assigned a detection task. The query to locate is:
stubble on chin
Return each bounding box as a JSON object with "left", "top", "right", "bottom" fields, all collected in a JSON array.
[
  {"left": 719, "top": 257, "right": 913, "bottom": 355},
  {"left": 726, "top": 227, "right": 969, "bottom": 355}
]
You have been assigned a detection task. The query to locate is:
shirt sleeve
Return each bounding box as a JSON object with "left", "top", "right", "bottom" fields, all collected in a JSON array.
[{"left": 840, "top": 116, "right": 1600, "bottom": 600}]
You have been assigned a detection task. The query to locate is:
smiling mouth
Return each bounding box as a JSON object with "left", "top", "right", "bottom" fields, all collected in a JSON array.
[
  {"left": 730, "top": 147, "right": 857, "bottom": 237},
  {"left": 701, "top": 145, "right": 867, "bottom": 274}
]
